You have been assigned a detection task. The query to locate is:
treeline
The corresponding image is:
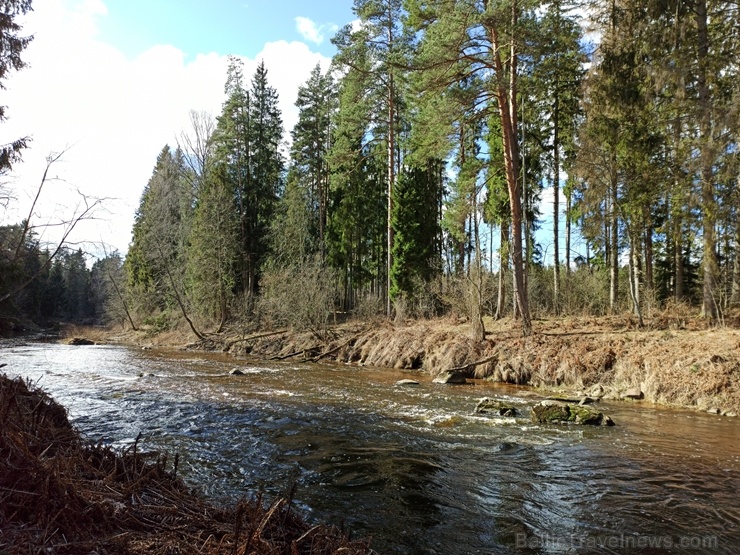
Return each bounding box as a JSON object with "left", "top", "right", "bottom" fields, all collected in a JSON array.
[
  {"left": 0, "top": 222, "right": 125, "bottom": 328},
  {"left": 3, "top": 0, "right": 740, "bottom": 337}
]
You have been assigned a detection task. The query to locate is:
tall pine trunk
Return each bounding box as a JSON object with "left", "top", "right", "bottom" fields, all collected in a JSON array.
[
  {"left": 609, "top": 167, "right": 619, "bottom": 313},
  {"left": 485, "top": 0, "right": 531, "bottom": 336},
  {"left": 696, "top": 0, "right": 718, "bottom": 321}
]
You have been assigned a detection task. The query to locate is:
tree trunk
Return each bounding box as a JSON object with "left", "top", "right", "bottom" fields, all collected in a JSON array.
[
  {"left": 565, "top": 182, "right": 572, "bottom": 276},
  {"left": 386, "top": 13, "right": 396, "bottom": 318},
  {"left": 644, "top": 211, "right": 654, "bottom": 294},
  {"left": 552, "top": 107, "right": 560, "bottom": 314},
  {"left": 628, "top": 233, "right": 643, "bottom": 327},
  {"left": 609, "top": 165, "right": 619, "bottom": 314},
  {"left": 495, "top": 225, "right": 508, "bottom": 320},
  {"left": 731, "top": 219, "right": 740, "bottom": 305},
  {"left": 674, "top": 217, "right": 685, "bottom": 301},
  {"left": 696, "top": 0, "right": 718, "bottom": 321},
  {"left": 470, "top": 187, "right": 485, "bottom": 341},
  {"left": 485, "top": 0, "right": 531, "bottom": 336}
]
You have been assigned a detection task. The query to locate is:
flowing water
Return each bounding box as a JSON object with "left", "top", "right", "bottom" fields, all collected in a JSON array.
[{"left": 2, "top": 340, "right": 739, "bottom": 554}]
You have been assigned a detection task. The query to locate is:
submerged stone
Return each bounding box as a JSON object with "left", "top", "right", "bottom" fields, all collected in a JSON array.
[
  {"left": 229, "top": 368, "right": 246, "bottom": 376},
  {"left": 433, "top": 370, "right": 467, "bottom": 385},
  {"left": 474, "top": 397, "right": 518, "bottom": 417},
  {"left": 531, "top": 400, "right": 614, "bottom": 426},
  {"left": 396, "top": 379, "right": 420, "bottom": 386}
]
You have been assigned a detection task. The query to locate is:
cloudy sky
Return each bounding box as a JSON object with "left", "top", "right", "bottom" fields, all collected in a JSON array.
[{"left": 1, "top": 0, "right": 354, "bottom": 258}]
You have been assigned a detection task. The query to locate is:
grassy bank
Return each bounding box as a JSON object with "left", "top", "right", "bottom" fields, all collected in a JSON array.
[{"left": 68, "top": 315, "right": 740, "bottom": 416}]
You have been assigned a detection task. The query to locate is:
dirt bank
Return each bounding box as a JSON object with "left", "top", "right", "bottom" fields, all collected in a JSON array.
[
  {"left": 0, "top": 374, "right": 377, "bottom": 554},
  {"left": 79, "top": 316, "right": 740, "bottom": 416}
]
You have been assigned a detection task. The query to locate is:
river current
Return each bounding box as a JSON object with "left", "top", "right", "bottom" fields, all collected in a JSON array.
[{"left": 2, "top": 341, "right": 739, "bottom": 554}]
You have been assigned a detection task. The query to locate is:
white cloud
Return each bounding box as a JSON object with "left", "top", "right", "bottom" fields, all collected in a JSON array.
[
  {"left": 295, "top": 16, "right": 338, "bottom": 45},
  {"left": 2, "top": 0, "right": 330, "bottom": 258}
]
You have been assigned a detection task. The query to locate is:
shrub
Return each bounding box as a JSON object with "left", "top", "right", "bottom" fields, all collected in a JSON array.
[{"left": 256, "top": 255, "right": 338, "bottom": 339}]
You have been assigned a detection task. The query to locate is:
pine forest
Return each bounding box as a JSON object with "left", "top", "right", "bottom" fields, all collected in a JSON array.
[{"left": 3, "top": 0, "right": 740, "bottom": 339}]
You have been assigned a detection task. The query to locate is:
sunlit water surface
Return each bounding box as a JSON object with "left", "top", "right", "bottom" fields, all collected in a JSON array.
[{"left": 2, "top": 341, "right": 739, "bottom": 554}]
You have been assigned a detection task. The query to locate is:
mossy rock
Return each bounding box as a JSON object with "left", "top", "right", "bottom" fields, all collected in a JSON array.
[
  {"left": 531, "top": 400, "right": 614, "bottom": 426},
  {"left": 474, "top": 398, "right": 518, "bottom": 417}
]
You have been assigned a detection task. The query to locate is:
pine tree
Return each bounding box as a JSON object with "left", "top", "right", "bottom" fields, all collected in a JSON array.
[
  {"left": 288, "top": 63, "right": 336, "bottom": 252},
  {"left": 528, "top": 0, "right": 584, "bottom": 311},
  {"left": 333, "top": 0, "right": 410, "bottom": 316},
  {"left": 327, "top": 44, "right": 387, "bottom": 310},
  {"left": 406, "top": 0, "right": 533, "bottom": 335}
]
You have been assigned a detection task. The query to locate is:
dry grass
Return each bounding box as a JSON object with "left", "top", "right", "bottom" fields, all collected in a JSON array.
[
  {"left": 0, "top": 374, "right": 377, "bottom": 555},
  {"left": 59, "top": 324, "right": 112, "bottom": 344},
  {"left": 97, "top": 313, "right": 740, "bottom": 415}
]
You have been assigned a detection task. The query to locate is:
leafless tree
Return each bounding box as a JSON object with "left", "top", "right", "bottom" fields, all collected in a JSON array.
[{"left": 0, "top": 150, "right": 106, "bottom": 305}]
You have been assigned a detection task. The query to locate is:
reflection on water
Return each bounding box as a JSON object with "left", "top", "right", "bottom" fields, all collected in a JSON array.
[{"left": 2, "top": 341, "right": 740, "bottom": 554}]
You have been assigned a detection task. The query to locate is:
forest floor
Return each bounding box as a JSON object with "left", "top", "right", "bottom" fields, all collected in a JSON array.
[{"left": 68, "top": 311, "right": 740, "bottom": 418}]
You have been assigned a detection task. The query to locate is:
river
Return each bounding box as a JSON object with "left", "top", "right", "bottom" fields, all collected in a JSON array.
[{"left": 2, "top": 340, "right": 739, "bottom": 554}]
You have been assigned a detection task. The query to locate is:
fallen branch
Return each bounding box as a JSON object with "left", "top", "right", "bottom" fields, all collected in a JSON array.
[
  {"left": 310, "top": 333, "right": 362, "bottom": 363},
  {"left": 447, "top": 352, "right": 499, "bottom": 374},
  {"left": 225, "top": 329, "right": 288, "bottom": 351},
  {"left": 270, "top": 347, "right": 321, "bottom": 361}
]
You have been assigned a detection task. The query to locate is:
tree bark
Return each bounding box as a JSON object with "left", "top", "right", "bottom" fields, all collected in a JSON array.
[
  {"left": 495, "top": 225, "right": 508, "bottom": 320},
  {"left": 609, "top": 163, "right": 619, "bottom": 313},
  {"left": 485, "top": 0, "right": 532, "bottom": 336},
  {"left": 696, "top": 0, "right": 718, "bottom": 321},
  {"left": 628, "top": 233, "right": 643, "bottom": 327},
  {"left": 552, "top": 97, "right": 560, "bottom": 314},
  {"left": 565, "top": 183, "right": 571, "bottom": 275},
  {"left": 386, "top": 5, "right": 396, "bottom": 318},
  {"left": 731, "top": 219, "right": 740, "bottom": 306}
]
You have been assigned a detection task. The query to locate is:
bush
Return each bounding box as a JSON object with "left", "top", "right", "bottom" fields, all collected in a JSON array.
[{"left": 256, "top": 255, "right": 338, "bottom": 339}]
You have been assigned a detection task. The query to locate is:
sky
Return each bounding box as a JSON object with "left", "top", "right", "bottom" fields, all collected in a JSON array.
[{"left": 1, "top": 0, "right": 355, "bottom": 258}]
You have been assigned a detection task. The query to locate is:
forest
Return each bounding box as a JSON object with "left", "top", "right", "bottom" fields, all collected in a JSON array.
[{"left": 2, "top": 0, "right": 740, "bottom": 339}]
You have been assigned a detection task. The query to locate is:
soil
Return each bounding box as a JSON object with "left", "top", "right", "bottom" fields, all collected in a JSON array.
[{"left": 72, "top": 314, "right": 740, "bottom": 416}]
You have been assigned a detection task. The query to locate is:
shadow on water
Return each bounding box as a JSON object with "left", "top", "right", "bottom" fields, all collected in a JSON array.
[{"left": 2, "top": 342, "right": 740, "bottom": 554}]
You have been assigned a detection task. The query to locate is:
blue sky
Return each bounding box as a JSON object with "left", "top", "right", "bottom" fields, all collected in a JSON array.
[
  {"left": 97, "top": 0, "right": 353, "bottom": 61},
  {"left": 2, "top": 0, "right": 356, "bottom": 257}
]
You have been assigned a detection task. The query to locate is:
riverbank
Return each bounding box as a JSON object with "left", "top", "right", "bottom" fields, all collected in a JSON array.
[
  {"left": 0, "top": 373, "right": 377, "bottom": 555},
  {"left": 70, "top": 315, "right": 740, "bottom": 417}
]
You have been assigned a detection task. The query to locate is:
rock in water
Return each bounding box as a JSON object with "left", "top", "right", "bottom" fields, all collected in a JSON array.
[
  {"left": 621, "top": 388, "right": 644, "bottom": 400},
  {"left": 432, "top": 370, "right": 467, "bottom": 385},
  {"left": 474, "top": 397, "right": 518, "bottom": 416},
  {"left": 396, "top": 379, "right": 420, "bottom": 386},
  {"left": 67, "top": 337, "right": 95, "bottom": 345},
  {"left": 229, "top": 368, "right": 245, "bottom": 376},
  {"left": 531, "top": 400, "right": 614, "bottom": 426}
]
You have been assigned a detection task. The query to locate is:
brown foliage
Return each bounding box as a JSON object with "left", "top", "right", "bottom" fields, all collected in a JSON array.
[{"left": 0, "top": 375, "right": 376, "bottom": 555}]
